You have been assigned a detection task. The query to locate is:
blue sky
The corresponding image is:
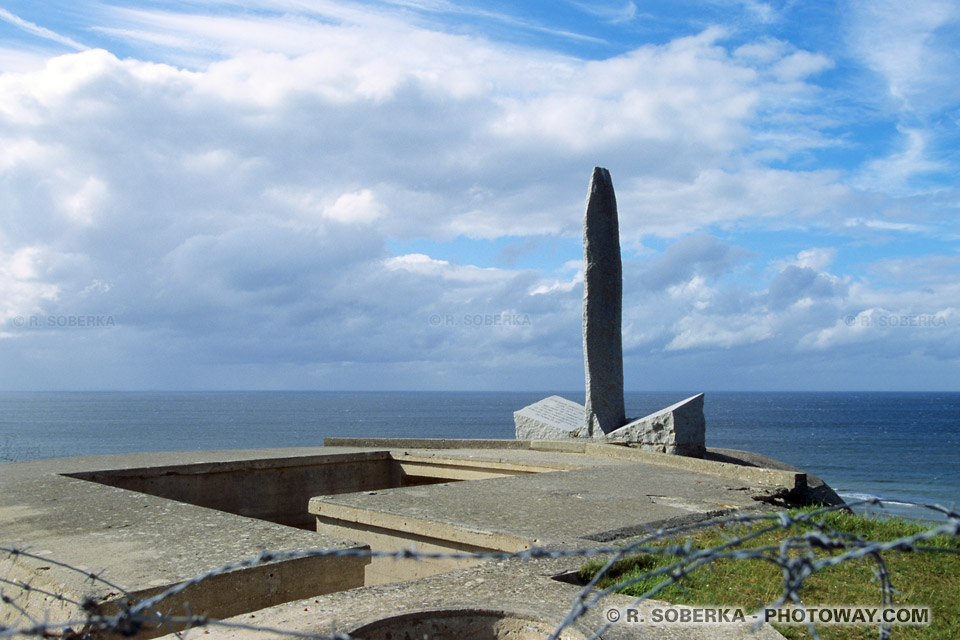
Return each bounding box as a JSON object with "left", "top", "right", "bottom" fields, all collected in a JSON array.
[{"left": 0, "top": 0, "right": 958, "bottom": 391}]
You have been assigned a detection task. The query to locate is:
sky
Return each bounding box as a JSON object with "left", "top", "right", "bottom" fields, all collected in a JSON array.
[{"left": 0, "top": 0, "right": 958, "bottom": 392}]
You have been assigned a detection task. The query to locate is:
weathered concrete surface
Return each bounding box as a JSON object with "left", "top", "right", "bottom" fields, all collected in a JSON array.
[
  {"left": 325, "top": 438, "right": 816, "bottom": 499},
  {"left": 0, "top": 442, "right": 841, "bottom": 640},
  {"left": 308, "top": 454, "right": 791, "bottom": 546},
  {"left": 67, "top": 449, "right": 403, "bottom": 528},
  {"left": 160, "top": 552, "right": 787, "bottom": 640},
  {"left": 514, "top": 395, "right": 586, "bottom": 439},
  {"left": 582, "top": 166, "right": 626, "bottom": 435},
  {"left": 605, "top": 393, "right": 706, "bottom": 457},
  {"left": 0, "top": 448, "right": 376, "bottom": 637}
]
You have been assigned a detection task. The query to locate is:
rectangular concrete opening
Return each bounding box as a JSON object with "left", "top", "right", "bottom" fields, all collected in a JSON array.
[
  {"left": 66, "top": 451, "right": 548, "bottom": 531},
  {"left": 65, "top": 451, "right": 561, "bottom": 588}
]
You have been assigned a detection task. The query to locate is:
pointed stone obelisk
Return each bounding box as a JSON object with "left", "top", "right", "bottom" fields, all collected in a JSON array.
[
  {"left": 515, "top": 166, "right": 705, "bottom": 456},
  {"left": 582, "top": 167, "right": 626, "bottom": 435}
]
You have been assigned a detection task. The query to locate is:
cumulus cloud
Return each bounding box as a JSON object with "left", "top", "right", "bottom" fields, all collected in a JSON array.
[
  {"left": 766, "top": 265, "right": 847, "bottom": 310},
  {"left": 0, "top": 247, "right": 62, "bottom": 322},
  {"left": 0, "top": 1, "right": 957, "bottom": 390},
  {"left": 638, "top": 233, "right": 751, "bottom": 291},
  {"left": 800, "top": 307, "right": 958, "bottom": 358},
  {"left": 665, "top": 312, "right": 774, "bottom": 351}
]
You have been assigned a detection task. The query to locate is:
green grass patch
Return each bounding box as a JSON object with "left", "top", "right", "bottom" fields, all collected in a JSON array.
[{"left": 579, "top": 508, "right": 960, "bottom": 639}]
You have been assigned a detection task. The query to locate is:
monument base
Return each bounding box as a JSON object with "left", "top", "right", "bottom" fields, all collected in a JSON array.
[
  {"left": 603, "top": 393, "right": 706, "bottom": 458},
  {"left": 513, "top": 393, "right": 707, "bottom": 458}
]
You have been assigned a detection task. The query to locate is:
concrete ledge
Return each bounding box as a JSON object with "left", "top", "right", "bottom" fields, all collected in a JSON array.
[
  {"left": 69, "top": 450, "right": 393, "bottom": 477},
  {"left": 395, "top": 452, "right": 577, "bottom": 481},
  {"left": 324, "top": 437, "right": 530, "bottom": 450},
  {"left": 310, "top": 499, "right": 532, "bottom": 553},
  {"left": 324, "top": 437, "right": 806, "bottom": 492},
  {"left": 582, "top": 443, "right": 807, "bottom": 492}
]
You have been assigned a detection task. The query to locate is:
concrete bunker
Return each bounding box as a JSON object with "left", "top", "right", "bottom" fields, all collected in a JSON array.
[
  {"left": 1, "top": 440, "right": 820, "bottom": 640},
  {"left": 65, "top": 450, "right": 565, "bottom": 589},
  {"left": 65, "top": 450, "right": 555, "bottom": 531}
]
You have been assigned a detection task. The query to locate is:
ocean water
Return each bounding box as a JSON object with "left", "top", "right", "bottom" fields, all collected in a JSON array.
[{"left": 1, "top": 391, "right": 957, "bottom": 521}]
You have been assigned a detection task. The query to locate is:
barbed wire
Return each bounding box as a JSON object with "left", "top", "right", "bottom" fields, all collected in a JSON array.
[{"left": 2, "top": 498, "right": 957, "bottom": 640}]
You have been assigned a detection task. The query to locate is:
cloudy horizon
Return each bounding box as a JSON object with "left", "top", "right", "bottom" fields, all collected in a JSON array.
[{"left": 1, "top": 0, "right": 958, "bottom": 392}]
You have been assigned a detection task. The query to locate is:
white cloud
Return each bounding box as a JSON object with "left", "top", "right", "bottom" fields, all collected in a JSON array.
[
  {"left": 846, "top": 0, "right": 960, "bottom": 197},
  {"left": 0, "top": 9, "right": 87, "bottom": 51},
  {"left": 386, "top": 253, "right": 509, "bottom": 284},
  {"left": 770, "top": 50, "right": 833, "bottom": 81},
  {"left": 0, "top": 2, "right": 956, "bottom": 389},
  {"left": 59, "top": 175, "right": 109, "bottom": 225},
  {"left": 564, "top": 1, "right": 638, "bottom": 24},
  {"left": 665, "top": 312, "right": 774, "bottom": 351},
  {"left": 867, "top": 255, "right": 960, "bottom": 284},
  {"left": 849, "top": 0, "right": 960, "bottom": 113},
  {"left": 530, "top": 275, "right": 580, "bottom": 296},
  {"left": 766, "top": 265, "right": 847, "bottom": 310},
  {"left": 0, "top": 246, "right": 63, "bottom": 324},
  {"left": 0, "top": 46, "right": 56, "bottom": 73},
  {"left": 738, "top": 0, "right": 777, "bottom": 23},
  {"left": 843, "top": 217, "right": 931, "bottom": 234},
  {"left": 313, "top": 189, "right": 380, "bottom": 225},
  {"left": 852, "top": 127, "right": 946, "bottom": 195},
  {"left": 622, "top": 168, "right": 851, "bottom": 237},
  {"left": 771, "top": 248, "right": 837, "bottom": 272},
  {"left": 638, "top": 233, "right": 751, "bottom": 291},
  {"left": 800, "top": 307, "right": 958, "bottom": 353}
]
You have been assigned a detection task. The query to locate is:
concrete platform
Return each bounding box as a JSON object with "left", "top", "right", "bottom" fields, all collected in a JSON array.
[
  {"left": 0, "top": 439, "right": 841, "bottom": 639},
  {"left": 0, "top": 448, "right": 378, "bottom": 636}
]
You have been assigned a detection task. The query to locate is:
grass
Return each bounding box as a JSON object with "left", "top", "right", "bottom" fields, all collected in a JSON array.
[{"left": 579, "top": 507, "right": 960, "bottom": 639}]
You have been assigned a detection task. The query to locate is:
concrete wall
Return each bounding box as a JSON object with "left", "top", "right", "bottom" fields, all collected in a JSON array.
[
  {"left": 103, "top": 552, "right": 370, "bottom": 638},
  {"left": 315, "top": 517, "right": 494, "bottom": 585},
  {"left": 66, "top": 452, "right": 546, "bottom": 530},
  {"left": 67, "top": 452, "right": 399, "bottom": 530}
]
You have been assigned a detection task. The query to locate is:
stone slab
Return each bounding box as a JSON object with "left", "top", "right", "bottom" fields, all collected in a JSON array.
[
  {"left": 514, "top": 395, "right": 587, "bottom": 440},
  {"left": 605, "top": 393, "right": 706, "bottom": 457}
]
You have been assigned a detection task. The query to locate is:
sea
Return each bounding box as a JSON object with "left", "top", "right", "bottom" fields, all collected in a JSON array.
[{"left": 1, "top": 391, "right": 957, "bottom": 522}]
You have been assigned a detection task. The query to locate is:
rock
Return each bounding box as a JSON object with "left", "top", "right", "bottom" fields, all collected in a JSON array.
[
  {"left": 604, "top": 393, "right": 706, "bottom": 457},
  {"left": 514, "top": 396, "right": 589, "bottom": 440},
  {"left": 582, "top": 167, "right": 625, "bottom": 435}
]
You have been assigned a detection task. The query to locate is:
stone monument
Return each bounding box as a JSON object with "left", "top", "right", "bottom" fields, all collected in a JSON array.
[
  {"left": 582, "top": 167, "right": 625, "bottom": 436},
  {"left": 514, "top": 167, "right": 706, "bottom": 457}
]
